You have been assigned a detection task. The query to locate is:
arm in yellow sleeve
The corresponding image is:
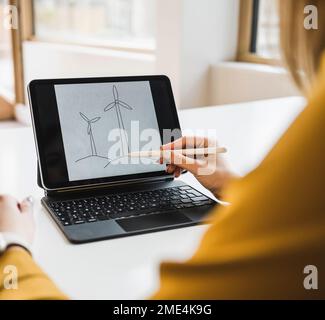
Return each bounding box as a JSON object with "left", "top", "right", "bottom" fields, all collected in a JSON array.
[{"left": 0, "top": 248, "right": 67, "bottom": 300}]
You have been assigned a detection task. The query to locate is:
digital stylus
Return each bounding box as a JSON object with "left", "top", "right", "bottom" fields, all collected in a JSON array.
[{"left": 128, "top": 147, "right": 227, "bottom": 158}]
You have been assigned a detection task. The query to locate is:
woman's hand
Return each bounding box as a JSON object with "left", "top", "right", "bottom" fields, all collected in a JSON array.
[
  {"left": 0, "top": 195, "right": 35, "bottom": 245},
  {"left": 161, "top": 137, "right": 237, "bottom": 198}
]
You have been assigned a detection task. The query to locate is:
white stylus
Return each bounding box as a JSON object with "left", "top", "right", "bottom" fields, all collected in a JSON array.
[{"left": 128, "top": 147, "right": 227, "bottom": 158}]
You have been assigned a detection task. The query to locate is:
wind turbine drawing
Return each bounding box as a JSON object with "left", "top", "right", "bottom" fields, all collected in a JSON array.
[
  {"left": 104, "top": 85, "right": 134, "bottom": 156},
  {"left": 76, "top": 112, "right": 108, "bottom": 163}
]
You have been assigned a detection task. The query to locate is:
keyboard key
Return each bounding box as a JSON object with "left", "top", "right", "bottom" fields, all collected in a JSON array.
[
  {"left": 195, "top": 200, "right": 214, "bottom": 206},
  {"left": 187, "top": 191, "right": 203, "bottom": 197},
  {"left": 74, "top": 220, "right": 85, "bottom": 225},
  {"left": 192, "top": 196, "right": 209, "bottom": 202},
  {"left": 98, "top": 215, "right": 110, "bottom": 221},
  {"left": 183, "top": 203, "right": 196, "bottom": 208},
  {"left": 175, "top": 205, "right": 184, "bottom": 209}
]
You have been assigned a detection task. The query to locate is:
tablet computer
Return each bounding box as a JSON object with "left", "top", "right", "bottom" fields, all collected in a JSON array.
[{"left": 28, "top": 75, "right": 181, "bottom": 191}]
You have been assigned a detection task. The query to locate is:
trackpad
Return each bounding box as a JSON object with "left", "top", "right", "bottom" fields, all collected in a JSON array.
[{"left": 117, "top": 212, "right": 191, "bottom": 232}]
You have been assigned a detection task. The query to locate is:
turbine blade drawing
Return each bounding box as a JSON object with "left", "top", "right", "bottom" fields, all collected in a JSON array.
[
  {"left": 118, "top": 101, "right": 133, "bottom": 110},
  {"left": 91, "top": 117, "right": 101, "bottom": 123},
  {"left": 80, "top": 112, "right": 89, "bottom": 122},
  {"left": 113, "top": 85, "right": 119, "bottom": 101},
  {"left": 87, "top": 124, "right": 91, "bottom": 135},
  {"left": 104, "top": 102, "right": 116, "bottom": 112}
]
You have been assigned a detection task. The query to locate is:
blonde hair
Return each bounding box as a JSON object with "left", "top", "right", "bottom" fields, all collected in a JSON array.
[{"left": 279, "top": 0, "right": 325, "bottom": 94}]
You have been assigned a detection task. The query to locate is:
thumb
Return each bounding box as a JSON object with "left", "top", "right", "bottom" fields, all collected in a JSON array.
[{"left": 20, "top": 196, "right": 34, "bottom": 215}]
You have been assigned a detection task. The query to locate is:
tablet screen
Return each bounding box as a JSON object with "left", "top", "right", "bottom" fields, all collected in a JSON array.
[
  {"left": 55, "top": 81, "right": 163, "bottom": 182},
  {"left": 29, "top": 76, "right": 181, "bottom": 190}
]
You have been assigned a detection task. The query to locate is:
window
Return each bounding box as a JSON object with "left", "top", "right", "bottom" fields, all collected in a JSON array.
[
  {"left": 0, "top": 0, "right": 15, "bottom": 101},
  {"left": 238, "top": 0, "right": 281, "bottom": 64},
  {"left": 33, "top": 0, "right": 157, "bottom": 51},
  {"left": 254, "top": 0, "right": 280, "bottom": 59},
  {"left": 0, "top": 0, "right": 24, "bottom": 112}
]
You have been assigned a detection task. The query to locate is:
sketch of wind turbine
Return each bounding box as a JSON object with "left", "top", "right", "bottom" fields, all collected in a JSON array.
[
  {"left": 104, "top": 85, "right": 134, "bottom": 155},
  {"left": 79, "top": 112, "right": 101, "bottom": 157}
]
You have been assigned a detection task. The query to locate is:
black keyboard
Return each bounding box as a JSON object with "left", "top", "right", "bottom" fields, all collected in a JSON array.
[{"left": 47, "top": 186, "right": 215, "bottom": 227}]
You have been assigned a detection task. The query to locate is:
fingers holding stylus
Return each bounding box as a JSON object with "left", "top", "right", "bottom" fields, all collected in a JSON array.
[{"left": 161, "top": 136, "right": 216, "bottom": 176}]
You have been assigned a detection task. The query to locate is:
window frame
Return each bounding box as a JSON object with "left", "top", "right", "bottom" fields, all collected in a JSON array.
[
  {"left": 11, "top": 0, "right": 25, "bottom": 104},
  {"left": 237, "top": 0, "right": 281, "bottom": 66},
  {"left": 0, "top": 0, "right": 25, "bottom": 113}
]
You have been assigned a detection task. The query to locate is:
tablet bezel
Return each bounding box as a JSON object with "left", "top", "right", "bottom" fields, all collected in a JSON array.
[{"left": 28, "top": 75, "right": 181, "bottom": 191}]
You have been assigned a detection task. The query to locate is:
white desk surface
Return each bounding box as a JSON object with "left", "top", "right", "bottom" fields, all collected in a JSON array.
[{"left": 0, "top": 96, "right": 305, "bottom": 300}]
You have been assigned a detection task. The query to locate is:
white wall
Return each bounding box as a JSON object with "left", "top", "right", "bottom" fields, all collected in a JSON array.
[
  {"left": 209, "top": 62, "right": 300, "bottom": 105},
  {"left": 23, "top": 41, "right": 156, "bottom": 85},
  {"left": 156, "top": 0, "right": 240, "bottom": 108}
]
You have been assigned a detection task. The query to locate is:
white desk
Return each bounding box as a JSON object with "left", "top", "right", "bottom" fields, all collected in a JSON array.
[{"left": 0, "top": 97, "right": 305, "bottom": 300}]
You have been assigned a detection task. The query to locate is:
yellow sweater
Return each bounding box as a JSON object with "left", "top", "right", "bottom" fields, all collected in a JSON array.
[{"left": 1, "top": 57, "right": 325, "bottom": 300}]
